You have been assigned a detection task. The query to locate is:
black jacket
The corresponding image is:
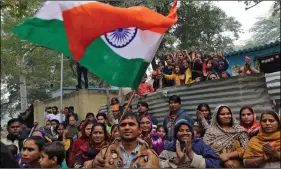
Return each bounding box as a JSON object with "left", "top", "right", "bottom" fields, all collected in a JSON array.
[
  {"left": 0, "top": 142, "right": 19, "bottom": 168},
  {"left": 6, "top": 130, "right": 29, "bottom": 151}
]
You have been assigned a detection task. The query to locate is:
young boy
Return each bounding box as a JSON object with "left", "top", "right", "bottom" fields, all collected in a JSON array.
[{"left": 39, "top": 141, "right": 66, "bottom": 168}]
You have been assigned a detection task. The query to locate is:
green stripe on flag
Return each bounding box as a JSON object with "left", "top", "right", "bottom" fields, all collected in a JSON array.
[
  {"left": 12, "top": 18, "right": 73, "bottom": 58},
  {"left": 80, "top": 37, "right": 149, "bottom": 89}
]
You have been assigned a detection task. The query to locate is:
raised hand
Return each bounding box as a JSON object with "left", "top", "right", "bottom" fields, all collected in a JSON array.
[
  {"left": 185, "top": 135, "right": 192, "bottom": 154},
  {"left": 245, "top": 56, "right": 252, "bottom": 66},
  {"left": 196, "top": 110, "right": 204, "bottom": 120},
  {"left": 176, "top": 140, "right": 184, "bottom": 160},
  {"left": 63, "top": 129, "right": 68, "bottom": 136}
]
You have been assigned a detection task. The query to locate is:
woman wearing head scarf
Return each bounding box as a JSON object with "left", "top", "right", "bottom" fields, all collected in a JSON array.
[
  {"left": 140, "top": 115, "right": 164, "bottom": 155},
  {"left": 159, "top": 119, "right": 220, "bottom": 168},
  {"left": 203, "top": 105, "right": 248, "bottom": 168},
  {"left": 239, "top": 106, "right": 260, "bottom": 138},
  {"left": 243, "top": 110, "right": 280, "bottom": 168},
  {"left": 31, "top": 130, "right": 52, "bottom": 143},
  {"left": 68, "top": 120, "right": 94, "bottom": 168}
]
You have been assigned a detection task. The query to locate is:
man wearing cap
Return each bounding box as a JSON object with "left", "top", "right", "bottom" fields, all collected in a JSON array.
[
  {"left": 137, "top": 101, "right": 158, "bottom": 125},
  {"left": 107, "top": 105, "right": 122, "bottom": 126},
  {"left": 85, "top": 113, "right": 159, "bottom": 168}
]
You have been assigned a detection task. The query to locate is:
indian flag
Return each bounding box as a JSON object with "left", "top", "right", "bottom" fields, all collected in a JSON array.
[{"left": 12, "top": 1, "right": 177, "bottom": 89}]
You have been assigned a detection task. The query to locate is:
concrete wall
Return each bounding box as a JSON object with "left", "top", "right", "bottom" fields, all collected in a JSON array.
[{"left": 34, "top": 89, "right": 117, "bottom": 126}]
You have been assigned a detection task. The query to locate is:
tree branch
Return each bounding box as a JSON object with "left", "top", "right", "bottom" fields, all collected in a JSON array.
[
  {"left": 245, "top": 1, "right": 262, "bottom": 10},
  {"left": 135, "top": 0, "right": 146, "bottom": 6}
]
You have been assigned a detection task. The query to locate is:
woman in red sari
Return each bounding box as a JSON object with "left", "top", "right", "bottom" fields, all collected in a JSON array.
[
  {"left": 239, "top": 106, "right": 260, "bottom": 138},
  {"left": 68, "top": 120, "right": 94, "bottom": 167},
  {"left": 74, "top": 123, "right": 109, "bottom": 168}
]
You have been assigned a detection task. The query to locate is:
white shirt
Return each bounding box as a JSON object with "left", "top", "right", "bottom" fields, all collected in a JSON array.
[{"left": 44, "top": 112, "right": 65, "bottom": 123}]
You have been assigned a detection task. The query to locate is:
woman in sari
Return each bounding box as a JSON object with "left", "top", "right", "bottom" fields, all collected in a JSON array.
[
  {"left": 243, "top": 110, "right": 280, "bottom": 168},
  {"left": 203, "top": 105, "right": 249, "bottom": 168},
  {"left": 74, "top": 123, "right": 109, "bottom": 168},
  {"left": 239, "top": 106, "right": 260, "bottom": 138},
  {"left": 68, "top": 120, "right": 94, "bottom": 168},
  {"left": 140, "top": 115, "right": 164, "bottom": 155},
  {"left": 159, "top": 119, "right": 220, "bottom": 168}
]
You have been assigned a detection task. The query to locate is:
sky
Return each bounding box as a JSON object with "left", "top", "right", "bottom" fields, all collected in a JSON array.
[{"left": 214, "top": 1, "right": 274, "bottom": 46}]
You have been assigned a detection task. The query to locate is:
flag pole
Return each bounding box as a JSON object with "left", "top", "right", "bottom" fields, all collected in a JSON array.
[
  {"left": 60, "top": 54, "right": 64, "bottom": 110},
  {"left": 102, "top": 90, "right": 136, "bottom": 159}
]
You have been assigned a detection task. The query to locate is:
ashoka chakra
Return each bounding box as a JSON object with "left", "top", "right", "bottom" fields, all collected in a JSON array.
[{"left": 105, "top": 27, "right": 138, "bottom": 48}]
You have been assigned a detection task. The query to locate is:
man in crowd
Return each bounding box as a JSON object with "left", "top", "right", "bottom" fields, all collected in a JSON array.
[
  {"left": 89, "top": 113, "right": 159, "bottom": 168},
  {"left": 63, "top": 106, "right": 79, "bottom": 127},
  {"left": 85, "top": 112, "right": 96, "bottom": 122},
  {"left": 137, "top": 101, "right": 158, "bottom": 125},
  {"left": 107, "top": 105, "right": 122, "bottom": 126},
  {"left": 96, "top": 113, "right": 111, "bottom": 133},
  {"left": 68, "top": 106, "right": 79, "bottom": 120},
  {"left": 76, "top": 62, "right": 88, "bottom": 90},
  {"left": 2, "top": 118, "right": 29, "bottom": 151},
  {"left": 66, "top": 116, "right": 78, "bottom": 139},
  {"left": 45, "top": 106, "right": 65, "bottom": 123},
  {"left": 163, "top": 95, "right": 195, "bottom": 141}
]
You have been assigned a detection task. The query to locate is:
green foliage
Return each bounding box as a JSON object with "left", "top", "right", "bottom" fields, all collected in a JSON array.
[
  {"left": 238, "top": 6, "right": 280, "bottom": 49},
  {"left": 174, "top": 1, "right": 242, "bottom": 53}
]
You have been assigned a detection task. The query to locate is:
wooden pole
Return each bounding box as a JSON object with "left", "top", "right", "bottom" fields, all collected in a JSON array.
[{"left": 102, "top": 90, "right": 136, "bottom": 158}]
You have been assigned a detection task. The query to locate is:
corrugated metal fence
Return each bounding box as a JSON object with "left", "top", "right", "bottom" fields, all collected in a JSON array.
[
  {"left": 130, "top": 73, "right": 272, "bottom": 125},
  {"left": 265, "top": 71, "right": 280, "bottom": 100},
  {"left": 100, "top": 73, "right": 278, "bottom": 125}
]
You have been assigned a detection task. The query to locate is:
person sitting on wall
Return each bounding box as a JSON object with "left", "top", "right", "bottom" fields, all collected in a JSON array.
[{"left": 239, "top": 56, "right": 259, "bottom": 76}]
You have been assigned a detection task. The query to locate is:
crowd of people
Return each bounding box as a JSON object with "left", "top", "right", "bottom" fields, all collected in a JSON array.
[
  {"left": 135, "top": 51, "right": 259, "bottom": 96},
  {"left": 1, "top": 95, "right": 280, "bottom": 168}
]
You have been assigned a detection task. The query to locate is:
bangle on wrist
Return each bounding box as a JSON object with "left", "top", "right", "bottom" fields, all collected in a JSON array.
[{"left": 253, "top": 160, "right": 259, "bottom": 166}]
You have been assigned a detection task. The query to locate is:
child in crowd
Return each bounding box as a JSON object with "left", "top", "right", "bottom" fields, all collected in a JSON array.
[{"left": 39, "top": 141, "right": 67, "bottom": 168}]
